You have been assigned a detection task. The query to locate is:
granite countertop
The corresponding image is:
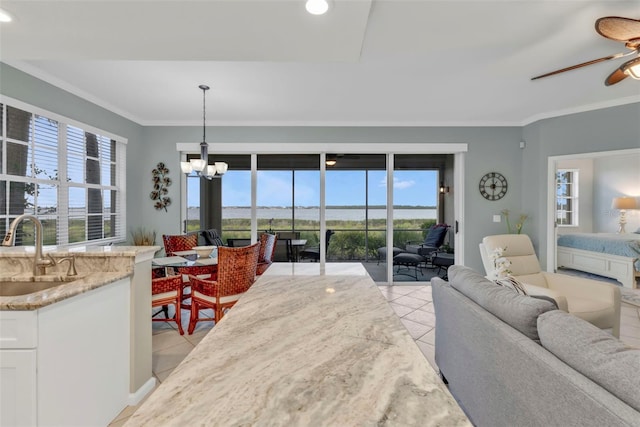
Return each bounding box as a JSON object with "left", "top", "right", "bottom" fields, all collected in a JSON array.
[
  {"left": 0, "top": 271, "right": 132, "bottom": 310},
  {"left": 126, "top": 263, "right": 471, "bottom": 426},
  {"left": 0, "top": 245, "right": 159, "bottom": 258},
  {"left": 0, "top": 245, "right": 160, "bottom": 310}
]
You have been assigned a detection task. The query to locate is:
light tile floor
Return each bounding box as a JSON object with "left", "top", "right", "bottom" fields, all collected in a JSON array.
[{"left": 110, "top": 284, "right": 640, "bottom": 426}]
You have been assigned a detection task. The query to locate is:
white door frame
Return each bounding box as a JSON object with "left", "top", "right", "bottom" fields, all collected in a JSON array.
[{"left": 546, "top": 147, "right": 640, "bottom": 272}]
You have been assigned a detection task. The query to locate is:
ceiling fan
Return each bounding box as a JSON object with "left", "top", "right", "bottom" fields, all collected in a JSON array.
[{"left": 531, "top": 16, "right": 640, "bottom": 86}]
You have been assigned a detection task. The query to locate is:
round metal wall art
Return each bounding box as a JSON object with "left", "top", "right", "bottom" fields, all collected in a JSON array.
[{"left": 150, "top": 162, "right": 172, "bottom": 211}]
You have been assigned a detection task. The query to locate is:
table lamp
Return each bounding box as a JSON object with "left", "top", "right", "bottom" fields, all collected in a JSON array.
[{"left": 611, "top": 197, "right": 638, "bottom": 233}]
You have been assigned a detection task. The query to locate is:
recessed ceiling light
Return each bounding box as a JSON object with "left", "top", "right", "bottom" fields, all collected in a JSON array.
[
  {"left": 0, "top": 8, "right": 13, "bottom": 23},
  {"left": 305, "top": 0, "right": 329, "bottom": 15}
]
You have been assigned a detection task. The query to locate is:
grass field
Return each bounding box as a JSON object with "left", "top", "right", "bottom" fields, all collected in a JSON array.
[{"left": 186, "top": 217, "right": 437, "bottom": 260}]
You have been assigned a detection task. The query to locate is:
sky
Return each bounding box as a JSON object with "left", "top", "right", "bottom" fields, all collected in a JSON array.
[{"left": 188, "top": 170, "right": 438, "bottom": 207}]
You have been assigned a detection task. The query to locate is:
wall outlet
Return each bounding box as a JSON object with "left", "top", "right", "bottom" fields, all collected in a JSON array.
[{"left": 493, "top": 215, "right": 501, "bottom": 223}]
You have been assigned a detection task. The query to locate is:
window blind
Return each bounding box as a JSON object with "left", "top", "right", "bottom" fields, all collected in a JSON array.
[{"left": 0, "top": 98, "right": 127, "bottom": 247}]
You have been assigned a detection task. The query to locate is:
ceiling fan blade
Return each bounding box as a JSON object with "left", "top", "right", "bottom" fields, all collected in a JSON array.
[
  {"left": 531, "top": 52, "right": 625, "bottom": 80},
  {"left": 595, "top": 17, "right": 640, "bottom": 42}
]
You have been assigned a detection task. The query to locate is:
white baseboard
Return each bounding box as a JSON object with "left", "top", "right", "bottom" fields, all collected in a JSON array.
[{"left": 128, "top": 377, "right": 157, "bottom": 406}]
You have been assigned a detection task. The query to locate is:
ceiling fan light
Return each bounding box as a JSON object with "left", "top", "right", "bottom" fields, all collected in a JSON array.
[
  {"left": 622, "top": 59, "right": 640, "bottom": 79},
  {"left": 305, "top": 0, "right": 329, "bottom": 15}
]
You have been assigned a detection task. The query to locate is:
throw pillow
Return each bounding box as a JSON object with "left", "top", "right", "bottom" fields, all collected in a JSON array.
[
  {"left": 538, "top": 310, "right": 640, "bottom": 412},
  {"left": 495, "top": 276, "right": 528, "bottom": 295}
]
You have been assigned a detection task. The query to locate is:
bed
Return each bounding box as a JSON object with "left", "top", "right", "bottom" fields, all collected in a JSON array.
[{"left": 557, "top": 233, "right": 640, "bottom": 289}]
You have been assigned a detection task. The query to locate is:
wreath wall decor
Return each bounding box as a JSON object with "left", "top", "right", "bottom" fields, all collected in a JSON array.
[{"left": 150, "top": 162, "right": 172, "bottom": 211}]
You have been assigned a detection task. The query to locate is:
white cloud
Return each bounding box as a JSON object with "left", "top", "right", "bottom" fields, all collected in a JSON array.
[
  {"left": 379, "top": 176, "right": 416, "bottom": 190},
  {"left": 395, "top": 179, "right": 415, "bottom": 189}
]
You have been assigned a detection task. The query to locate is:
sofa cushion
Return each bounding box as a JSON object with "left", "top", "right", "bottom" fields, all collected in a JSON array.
[
  {"left": 448, "top": 265, "right": 556, "bottom": 342},
  {"left": 538, "top": 310, "right": 640, "bottom": 412}
]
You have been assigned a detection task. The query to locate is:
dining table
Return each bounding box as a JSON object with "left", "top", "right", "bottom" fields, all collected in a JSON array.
[{"left": 152, "top": 250, "right": 218, "bottom": 269}]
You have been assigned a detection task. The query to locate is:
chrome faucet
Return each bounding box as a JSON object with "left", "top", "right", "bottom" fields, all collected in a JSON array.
[{"left": 2, "top": 214, "right": 55, "bottom": 276}]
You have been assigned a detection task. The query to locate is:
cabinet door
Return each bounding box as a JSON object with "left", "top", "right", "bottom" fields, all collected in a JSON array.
[{"left": 0, "top": 349, "right": 37, "bottom": 426}]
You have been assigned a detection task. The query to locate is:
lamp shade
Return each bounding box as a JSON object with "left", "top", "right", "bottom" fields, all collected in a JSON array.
[
  {"left": 180, "top": 161, "right": 193, "bottom": 174},
  {"left": 611, "top": 197, "right": 638, "bottom": 210},
  {"left": 190, "top": 158, "right": 206, "bottom": 172},
  {"left": 205, "top": 165, "right": 217, "bottom": 178},
  {"left": 214, "top": 162, "right": 228, "bottom": 175}
]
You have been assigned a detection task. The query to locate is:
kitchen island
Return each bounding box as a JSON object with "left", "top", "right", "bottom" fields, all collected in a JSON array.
[{"left": 126, "top": 263, "right": 470, "bottom": 426}]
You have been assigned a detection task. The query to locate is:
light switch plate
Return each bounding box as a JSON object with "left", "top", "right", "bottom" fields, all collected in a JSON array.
[{"left": 493, "top": 215, "right": 501, "bottom": 223}]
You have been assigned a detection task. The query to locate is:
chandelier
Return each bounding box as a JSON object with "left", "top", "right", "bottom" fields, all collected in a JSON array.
[{"left": 180, "top": 84, "right": 228, "bottom": 179}]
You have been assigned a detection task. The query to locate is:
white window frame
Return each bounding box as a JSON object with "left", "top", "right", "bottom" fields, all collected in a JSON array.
[
  {"left": 556, "top": 168, "right": 579, "bottom": 227},
  {"left": 0, "top": 96, "right": 127, "bottom": 247}
]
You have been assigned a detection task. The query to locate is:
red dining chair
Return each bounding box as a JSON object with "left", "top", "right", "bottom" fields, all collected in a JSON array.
[
  {"left": 162, "top": 233, "right": 198, "bottom": 257},
  {"left": 151, "top": 274, "right": 185, "bottom": 335},
  {"left": 161, "top": 233, "right": 201, "bottom": 309},
  {"left": 256, "top": 233, "right": 277, "bottom": 275},
  {"left": 187, "top": 243, "right": 260, "bottom": 334},
  {"left": 175, "top": 264, "right": 218, "bottom": 310}
]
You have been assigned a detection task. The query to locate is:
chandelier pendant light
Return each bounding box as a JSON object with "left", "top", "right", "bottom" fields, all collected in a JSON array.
[{"left": 180, "top": 84, "right": 228, "bottom": 179}]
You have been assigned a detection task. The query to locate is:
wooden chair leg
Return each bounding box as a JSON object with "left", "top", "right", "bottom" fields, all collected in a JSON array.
[
  {"left": 188, "top": 300, "right": 198, "bottom": 335},
  {"left": 175, "top": 301, "right": 184, "bottom": 335}
]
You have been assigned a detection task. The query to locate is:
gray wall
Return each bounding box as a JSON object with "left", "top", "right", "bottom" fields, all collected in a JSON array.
[
  {"left": 138, "top": 125, "right": 523, "bottom": 271},
  {"left": 522, "top": 103, "right": 640, "bottom": 267},
  {"left": 593, "top": 154, "right": 640, "bottom": 233},
  {"left": 3, "top": 62, "right": 639, "bottom": 273}
]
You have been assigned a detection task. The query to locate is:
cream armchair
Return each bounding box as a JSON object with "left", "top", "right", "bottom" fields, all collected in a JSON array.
[{"left": 479, "top": 234, "right": 621, "bottom": 338}]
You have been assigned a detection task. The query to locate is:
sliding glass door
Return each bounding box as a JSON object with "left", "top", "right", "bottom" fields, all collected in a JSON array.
[{"left": 184, "top": 148, "right": 459, "bottom": 284}]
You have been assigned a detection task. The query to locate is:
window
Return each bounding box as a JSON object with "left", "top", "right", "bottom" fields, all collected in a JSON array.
[
  {"left": 556, "top": 169, "right": 578, "bottom": 226},
  {"left": 0, "top": 99, "right": 127, "bottom": 246}
]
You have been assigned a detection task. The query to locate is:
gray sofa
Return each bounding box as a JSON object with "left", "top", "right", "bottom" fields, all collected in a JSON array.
[{"left": 431, "top": 265, "right": 640, "bottom": 427}]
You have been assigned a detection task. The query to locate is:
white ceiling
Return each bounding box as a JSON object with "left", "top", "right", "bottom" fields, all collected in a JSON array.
[{"left": 1, "top": 0, "right": 639, "bottom": 126}]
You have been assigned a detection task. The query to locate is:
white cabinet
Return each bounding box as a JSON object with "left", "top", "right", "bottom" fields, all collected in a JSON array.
[
  {"left": 0, "top": 278, "right": 130, "bottom": 426},
  {"left": 0, "top": 311, "right": 37, "bottom": 426},
  {"left": 0, "top": 349, "right": 37, "bottom": 426}
]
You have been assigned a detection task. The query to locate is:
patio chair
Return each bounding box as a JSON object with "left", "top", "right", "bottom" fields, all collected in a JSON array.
[
  {"left": 300, "top": 230, "right": 334, "bottom": 262},
  {"left": 200, "top": 228, "right": 224, "bottom": 246},
  {"left": 377, "top": 224, "right": 449, "bottom": 266},
  {"left": 404, "top": 223, "right": 450, "bottom": 259},
  {"left": 274, "top": 231, "right": 299, "bottom": 262}
]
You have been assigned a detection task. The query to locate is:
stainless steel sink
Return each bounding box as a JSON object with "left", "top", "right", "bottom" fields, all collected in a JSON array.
[{"left": 0, "top": 276, "right": 80, "bottom": 297}]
